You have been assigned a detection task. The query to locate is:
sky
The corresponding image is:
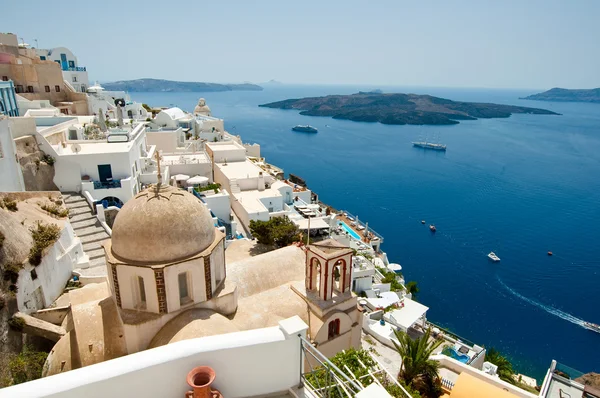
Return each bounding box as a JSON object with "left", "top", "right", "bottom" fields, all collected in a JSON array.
[{"left": 3, "top": 0, "right": 599, "bottom": 89}]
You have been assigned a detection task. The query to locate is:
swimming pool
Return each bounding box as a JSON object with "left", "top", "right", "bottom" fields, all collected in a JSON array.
[
  {"left": 339, "top": 221, "right": 362, "bottom": 240},
  {"left": 443, "top": 346, "right": 470, "bottom": 364}
]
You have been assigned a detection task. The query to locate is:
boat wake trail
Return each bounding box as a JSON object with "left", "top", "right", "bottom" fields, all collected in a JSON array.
[{"left": 496, "top": 276, "right": 585, "bottom": 327}]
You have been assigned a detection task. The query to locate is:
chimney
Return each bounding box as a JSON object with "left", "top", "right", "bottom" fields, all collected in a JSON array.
[{"left": 258, "top": 171, "right": 265, "bottom": 191}]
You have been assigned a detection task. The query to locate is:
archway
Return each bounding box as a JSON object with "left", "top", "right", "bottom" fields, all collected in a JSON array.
[
  {"left": 100, "top": 196, "right": 124, "bottom": 208},
  {"left": 309, "top": 257, "right": 321, "bottom": 291},
  {"left": 332, "top": 258, "right": 347, "bottom": 293}
]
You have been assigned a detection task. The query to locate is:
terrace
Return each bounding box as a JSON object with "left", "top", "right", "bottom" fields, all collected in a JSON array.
[
  {"left": 3, "top": 316, "right": 397, "bottom": 398},
  {"left": 335, "top": 210, "right": 384, "bottom": 247},
  {"left": 539, "top": 360, "right": 600, "bottom": 398}
]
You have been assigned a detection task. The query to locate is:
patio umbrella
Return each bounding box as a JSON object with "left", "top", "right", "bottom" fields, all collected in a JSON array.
[
  {"left": 174, "top": 174, "right": 190, "bottom": 181},
  {"left": 364, "top": 222, "right": 369, "bottom": 237},
  {"left": 186, "top": 175, "right": 209, "bottom": 185}
]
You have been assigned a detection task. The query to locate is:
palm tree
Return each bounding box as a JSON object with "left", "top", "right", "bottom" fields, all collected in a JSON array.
[
  {"left": 485, "top": 347, "right": 515, "bottom": 384},
  {"left": 392, "top": 327, "right": 443, "bottom": 397}
]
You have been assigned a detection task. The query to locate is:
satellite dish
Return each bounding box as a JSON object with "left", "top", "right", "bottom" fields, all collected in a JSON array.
[
  {"left": 71, "top": 143, "right": 82, "bottom": 154},
  {"left": 114, "top": 98, "right": 126, "bottom": 107}
]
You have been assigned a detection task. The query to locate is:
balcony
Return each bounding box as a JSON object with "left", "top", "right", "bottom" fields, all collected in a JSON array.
[
  {"left": 65, "top": 66, "right": 87, "bottom": 72},
  {"left": 92, "top": 179, "right": 122, "bottom": 189}
]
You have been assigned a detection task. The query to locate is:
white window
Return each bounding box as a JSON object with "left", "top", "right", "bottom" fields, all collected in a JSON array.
[{"left": 178, "top": 272, "right": 191, "bottom": 305}]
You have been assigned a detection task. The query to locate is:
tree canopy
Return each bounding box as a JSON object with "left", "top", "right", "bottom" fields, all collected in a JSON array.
[{"left": 249, "top": 216, "right": 301, "bottom": 247}]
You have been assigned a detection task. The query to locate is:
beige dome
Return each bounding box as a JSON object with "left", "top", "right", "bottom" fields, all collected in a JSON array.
[{"left": 111, "top": 184, "right": 216, "bottom": 264}]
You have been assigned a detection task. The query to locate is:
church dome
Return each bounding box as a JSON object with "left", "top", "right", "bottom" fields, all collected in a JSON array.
[{"left": 111, "top": 184, "right": 216, "bottom": 264}]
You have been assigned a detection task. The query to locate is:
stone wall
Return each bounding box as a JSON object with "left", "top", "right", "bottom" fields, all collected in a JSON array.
[{"left": 14, "top": 136, "right": 58, "bottom": 191}]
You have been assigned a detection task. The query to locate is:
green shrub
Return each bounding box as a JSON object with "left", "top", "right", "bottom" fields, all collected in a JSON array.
[
  {"left": 40, "top": 202, "right": 69, "bottom": 218},
  {"left": 249, "top": 216, "right": 301, "bottom": 247},
  {"left": 28, "top": 222, "right": 61, "bottom": 266},
  {"left": 195, "top": 183, "right": 221, "bottom": 194},
  {"left": 3, "top": 199, "right": 18, "bottom": 212},
  {"left": 41, "top": 154, "right": 55, "bottom": 166},
  {"left": 7, "top": 317, "right": 25, "bottom": 331},
  {"left": 3, "top": 263, "right": 21, "bottom": 283},
  {"left": 3, "top": 345, "right": 48, "bottom": 386}
]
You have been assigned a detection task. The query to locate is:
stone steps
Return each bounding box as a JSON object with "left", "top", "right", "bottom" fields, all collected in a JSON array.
[{"left": 63, "top": 193, "right": 109, "bottom": 276}]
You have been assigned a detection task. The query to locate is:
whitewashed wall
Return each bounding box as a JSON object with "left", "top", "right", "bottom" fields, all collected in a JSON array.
[
  {"left": 202, "top": 190, "right": 231, "bottom": 222},
  {"left": 17, "top": 223, "right": 84, "bottom": 313},
  {"left": 0, "top": 318, "right": 309, "bottom": 398},
  {"left": 0, "top": 118, "right": 25, "bottom": 191}
]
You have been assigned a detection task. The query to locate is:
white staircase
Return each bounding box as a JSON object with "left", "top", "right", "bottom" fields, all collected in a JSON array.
[
  {"left": 63, "top": 193, "right": 109, "bottom": 277},
  {"left": 229, "top": 178, "right": 241, "bottom": 194}
]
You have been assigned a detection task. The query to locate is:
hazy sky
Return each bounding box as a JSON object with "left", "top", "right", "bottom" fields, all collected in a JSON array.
[{"left": 3, "top": 0, "right": 599, "bottom": 89}]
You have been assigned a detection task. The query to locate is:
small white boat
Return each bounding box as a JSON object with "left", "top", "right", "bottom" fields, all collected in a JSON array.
[
  {"left": 488, "top": 252, "right": 501, "bottom": 262},
  {"left": 583, "top": 322, "right": 600, "bottom": 333}
]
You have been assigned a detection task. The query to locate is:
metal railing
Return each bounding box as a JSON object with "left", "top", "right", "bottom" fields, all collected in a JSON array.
[
  {"left": 93, "top": 180, "right": 122, "bottom": 189},
  {"left": 300, "top": 337, "right": 363, "bottom": 397},
  {"left": 441, "top": 377, "right": 455, "bottom": 390},
  {"left": 66, "top": 66, "right": 86, "bottom": 72},
  {"left": 299, "top": 336, "right": 412, "bottom": 397},
  {"left": 341, "top": 210, "right": 384, "bottom": 243}
]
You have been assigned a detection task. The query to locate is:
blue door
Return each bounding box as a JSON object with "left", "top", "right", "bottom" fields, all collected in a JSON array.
[
  {"left": 98, "top": 164, "right": 113, "bottom": 182},
  {"left": 60, "top": 54, "right": 68, "bottom": 71}
]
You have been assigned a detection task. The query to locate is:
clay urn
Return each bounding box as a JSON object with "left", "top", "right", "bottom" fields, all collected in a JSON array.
[{"left": 186, "top": 366, "right": 222, "bottom": 398}]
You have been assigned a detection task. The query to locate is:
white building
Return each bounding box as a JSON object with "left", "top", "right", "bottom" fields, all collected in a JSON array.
[
  {"left": 0, "top": 115, "right": 25, "bottom": 191},
  {"left": 205, "top": 141, "right": 323, "bottom": 235},
  {"left": 154, "top": 107, "right": 193, "bottom": 130},
  {"left": 9, "top": 115, "right": 163, "bottom": 206},
  {"left": 35, "top": 47, "right": 89, "bottom": 93},
  {"left": 86, "top": 82, "right": 149, "bottom": 121}
]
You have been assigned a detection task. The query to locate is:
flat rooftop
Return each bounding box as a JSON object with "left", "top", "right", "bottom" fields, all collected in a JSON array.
[
  {"left": 162, "top": 153, "right": 210, "bottom": 164},
  {"left": 234, "top": 188, "right": 282, "bottom": 213},
  {"left": 54, "top": 141, "right": 134, "bottom": 155},
  {"left": 218, "top": 159, "right": 264, "bottom": 180},
  {"left": 210, "top": 142, "right": 242, "bottom": 152}
]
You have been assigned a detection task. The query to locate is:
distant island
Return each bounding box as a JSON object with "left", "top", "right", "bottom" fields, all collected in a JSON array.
[
  {"left": 522, "top": 88, "right": 600, "bottom": 103},
  {"left": 103, "top": 78, "right": 263, "bottom": 92},
  {"left": 259, "top": 92, "right": 559, "bottom": 125}
]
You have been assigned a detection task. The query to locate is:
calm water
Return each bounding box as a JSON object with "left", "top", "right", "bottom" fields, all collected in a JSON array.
[{"left": 132, "top": 85, "right": 600, "bottom": 381}]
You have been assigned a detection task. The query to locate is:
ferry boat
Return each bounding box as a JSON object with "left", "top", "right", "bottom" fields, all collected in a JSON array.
[
  {"left": 487, "top": 252, "right": 501, "bottom": 262},
  {"left": 292, "top": 125, "right": 318, "bottom": 133},
  {"left": 584, "top": 322, "right": 600, "bottom": 333},
  {"left": 429, "top": 225, "right": 436, "bottom": 232},
  {"left": 412, "top": 141, "right": 447, "bottom": 151}
]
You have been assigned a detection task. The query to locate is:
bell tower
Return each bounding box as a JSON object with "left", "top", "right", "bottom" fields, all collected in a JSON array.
[{"left": 305, "top": 239, "right": 353, "bottom": 301}]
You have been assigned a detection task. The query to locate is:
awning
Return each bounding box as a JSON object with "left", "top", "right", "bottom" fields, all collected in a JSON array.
[
  {"left": 173, "top": 174, "right": 190, "bottom": 181},
  {"left": 389, "top": 298, "right": 429, "bottom": 332},
  {"left": 187, "top": 175, "right": 209, "bottom": 185},
  {"left": 293, "top": 218, "right": 330, "bottom": 230}
]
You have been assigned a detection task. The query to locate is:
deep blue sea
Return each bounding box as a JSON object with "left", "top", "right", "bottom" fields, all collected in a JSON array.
[{"left": 132, "top": 85, "right": 600, "bottom": 381}]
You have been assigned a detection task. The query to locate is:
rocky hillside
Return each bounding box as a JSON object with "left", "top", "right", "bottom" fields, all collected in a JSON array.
[
  {"left": 260, "top": 92, "right": 559, "bottom": 126},
  {"left": 103, "top": 78, "right": 263, "bottom": 92},
  {"left": 14, "top": 136, "right": 58, "bottom": 192},
  {"left": 522, "top": 88, "right": 600, "bottom": 103}
]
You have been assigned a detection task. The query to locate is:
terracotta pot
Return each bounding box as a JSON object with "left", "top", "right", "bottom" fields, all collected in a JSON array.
[{"left": 185, "top": 366, "right": 222, "bottom": 398}]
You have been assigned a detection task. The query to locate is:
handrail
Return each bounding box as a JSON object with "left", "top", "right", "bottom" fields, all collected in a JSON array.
[{"left": 299, "top": 336, "right": 363, "bottom": 395}]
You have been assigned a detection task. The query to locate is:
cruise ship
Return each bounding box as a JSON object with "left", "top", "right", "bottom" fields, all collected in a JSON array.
[
  {"left": 292, "top": 125, "right": 318, "bottom": 133},
  {"left": 412, "top": 141, "right": 447, "bottom": 151}
]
